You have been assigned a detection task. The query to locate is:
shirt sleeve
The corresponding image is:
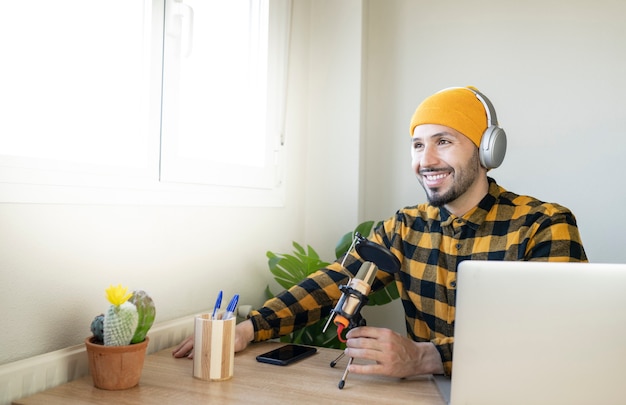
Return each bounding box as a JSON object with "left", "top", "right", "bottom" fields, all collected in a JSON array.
[
  {"left": 249, "top": 263, "right": 352, "bottom": 342},
  {"left": 524, "top": 205, "right": 587, "bottom": 262},
  {"left": 249, "top": 248, "right": 396, "bottom": 342},
  {"left": 432, "top": 337, "right": 454, "bottom": 376}
]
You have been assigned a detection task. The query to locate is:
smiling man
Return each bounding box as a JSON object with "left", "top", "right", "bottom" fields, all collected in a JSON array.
[
  {"left": 411, "top": 86, "right": 500, "bottom": 217},
  {"left": 174, "top": 86, "right": 588, "bottom": 378},
  {"left": 412, "top": 124, "right": 485, "bottom": 215}
]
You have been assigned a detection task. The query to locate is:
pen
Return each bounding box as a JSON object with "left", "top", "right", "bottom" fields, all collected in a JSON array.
[
  {"left": 211, "top": 290, "right": 223, "bottom": 320},
  {"left": 223, "top": 294, "right": 239, "bottom": 320}
]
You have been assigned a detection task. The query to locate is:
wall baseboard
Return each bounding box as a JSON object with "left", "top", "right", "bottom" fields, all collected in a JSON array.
[{"left": 0, "top": 314, "right": 197, "bottom": 405}]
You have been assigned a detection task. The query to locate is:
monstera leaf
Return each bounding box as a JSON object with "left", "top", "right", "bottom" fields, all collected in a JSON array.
[{"left": 267, "top": 242, "right": 330, "bottom": 290}]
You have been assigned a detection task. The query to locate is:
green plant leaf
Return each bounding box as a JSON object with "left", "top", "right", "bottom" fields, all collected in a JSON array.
[
  {"left": 267, "top": 243, "right": 330, "bottom": 291},
  {"left": 334, "top": 220, "right": 377, "bottom": 259},
  {"left": 292, "top": 241, "right": 306, "bottom": 256},
  {"left": 334, "top": 232, "right": 354, "bottom": 259},
  {"left": 367, "top": 282, "right": 399, "bottom": 305},
  {"left": 264, "top": 285, "right": 275, "bottom": 300},
  {"left": 353, "top": 220, "right": 377, "bottom": 239}
]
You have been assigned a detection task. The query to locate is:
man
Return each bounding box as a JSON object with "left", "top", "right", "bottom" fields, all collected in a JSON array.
[{"left": 173, "top": 86, "right": 587, "bottom": 376}]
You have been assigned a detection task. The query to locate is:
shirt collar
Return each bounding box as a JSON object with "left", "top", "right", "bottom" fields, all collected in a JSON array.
[{"left": 437, "top": 177, "right": 501, "bottom": 229}]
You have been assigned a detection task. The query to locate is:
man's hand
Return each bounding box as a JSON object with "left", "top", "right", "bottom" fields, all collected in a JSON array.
[
  {"left": 344, "top": 326, "right": 444, "bottom": 378},
  {"left": 172, "top": 335, "right": 194, "bottom": 359},
  {"left": 172, "top": 319, "right": 255, "bottom": 359},
  {"left": 234, "top": 319, "right": 254, "bottom": 352}
]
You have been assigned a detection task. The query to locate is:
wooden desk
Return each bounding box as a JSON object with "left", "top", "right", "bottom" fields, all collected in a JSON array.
[{"left": 14, "top": 342, "right": 446, "bottom": 404}]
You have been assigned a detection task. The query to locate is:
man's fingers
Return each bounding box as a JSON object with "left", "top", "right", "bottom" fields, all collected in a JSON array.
[{"left": 172, "top": 336, "right": 194, "bottom": 358}]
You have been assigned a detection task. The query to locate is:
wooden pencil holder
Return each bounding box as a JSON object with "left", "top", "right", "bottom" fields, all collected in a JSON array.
[{"left": 193, "top": 314, "right": 236, "bottom": 381}]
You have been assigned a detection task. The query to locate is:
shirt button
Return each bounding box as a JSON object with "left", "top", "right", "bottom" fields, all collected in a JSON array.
[
  {"left": 456, "top": 243, "right": 462, "bottom": 249},
  {"left": 450, "top": 280, "right": 457, "bottom": 288}
]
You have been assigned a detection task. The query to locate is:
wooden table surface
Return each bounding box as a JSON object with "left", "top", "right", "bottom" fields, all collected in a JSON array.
[{"left": 14, "top": 342, "right": 447, "bottom": 404}]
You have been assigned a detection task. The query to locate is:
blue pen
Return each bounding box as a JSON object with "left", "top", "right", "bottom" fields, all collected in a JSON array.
[
  {"left": 211, "top": 290, "right": 223, "bottom": 320},
  {"left": 223, "top": 294, "right": 239, "bottom": 320}
]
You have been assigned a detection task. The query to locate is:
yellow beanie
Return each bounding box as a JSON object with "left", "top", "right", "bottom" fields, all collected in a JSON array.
[{"left": 409, "top": 86, "right": 487, "bottom": 147}]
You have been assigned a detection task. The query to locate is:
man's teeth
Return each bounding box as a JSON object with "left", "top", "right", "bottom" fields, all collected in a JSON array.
[{"left": 426, "top": 173, "right": 447, "bottom": 180}]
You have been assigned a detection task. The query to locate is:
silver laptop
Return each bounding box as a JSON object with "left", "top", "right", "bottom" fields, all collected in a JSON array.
[{"left": 448, "top": 260, "right": 626, "bottom": 405}]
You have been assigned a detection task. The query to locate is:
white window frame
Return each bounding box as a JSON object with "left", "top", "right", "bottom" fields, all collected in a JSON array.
[{"left": 0, "top": 0, "right": 291, "bottom": 207}]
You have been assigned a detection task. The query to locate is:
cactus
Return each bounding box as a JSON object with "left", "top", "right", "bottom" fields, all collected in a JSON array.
[
  {"left": 90, "top": 314, "right": 105, "bottom": 344},
  {"left": 129, "top": 290, "right": 156, "bottom": 344},
  {"left": 91, "top": 284, "right": 156, "bottom": 346},
  {"left": 104, "top": 302, "right": 138, "bottom": 346},
  {"left": 102, "top": 284, "right": 139, "bottom": 346}
]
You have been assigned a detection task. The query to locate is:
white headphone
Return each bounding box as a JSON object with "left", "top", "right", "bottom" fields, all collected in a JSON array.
[{"left": 465, "top": 88, "right": 507, "bottom": 169}]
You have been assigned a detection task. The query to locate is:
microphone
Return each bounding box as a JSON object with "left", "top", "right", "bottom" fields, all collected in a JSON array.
[
  {"left": 324, "top": 235, "right": 401, "bottom": 389},
  {"left": 323, "top": 261, "right": 378, "bottom": 341}
]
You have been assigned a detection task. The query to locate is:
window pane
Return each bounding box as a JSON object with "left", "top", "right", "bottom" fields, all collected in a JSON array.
[
  {"left": 161, "top": 0, "right": 283, "bottom": 188},
  {"left": 0, "top": 0, "right": 287, "bottom": 206},
  {"left": 178, "top": 0, "right": 267, "bottom": 167},
  {"left": 0, "top": 0, "right": 152, "bottom": 170}
]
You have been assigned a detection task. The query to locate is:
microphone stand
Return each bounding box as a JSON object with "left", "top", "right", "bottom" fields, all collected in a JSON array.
[{"left": 327, "top": 286, "right": 368, "bottom": 389}]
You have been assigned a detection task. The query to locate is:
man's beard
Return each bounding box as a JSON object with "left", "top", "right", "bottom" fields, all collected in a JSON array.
[{"left": 421, "top": 150, "right": 480, "bottom": 207}]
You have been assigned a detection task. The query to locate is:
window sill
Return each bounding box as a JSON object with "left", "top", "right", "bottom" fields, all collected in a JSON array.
[{"left": 0, "top": 180, "right": 285, "bottom": 207}]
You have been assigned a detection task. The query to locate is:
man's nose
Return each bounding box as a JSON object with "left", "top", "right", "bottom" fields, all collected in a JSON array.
[{"left": 420, "top": 144, "right": 440, "bottom": 167}]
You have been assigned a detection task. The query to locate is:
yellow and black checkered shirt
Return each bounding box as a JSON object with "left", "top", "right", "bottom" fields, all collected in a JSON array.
[{"left": 250, "top": 178, "right": 588, "bottom": 375}]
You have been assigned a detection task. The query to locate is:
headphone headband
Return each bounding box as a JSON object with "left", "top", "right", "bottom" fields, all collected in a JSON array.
[
  {"left": 459, "top": 86, "right": 507, "bottom": 169},
  {"left": 467, "top": 88, "right": 499, "bottom": 127},
  {"left": 427, "top": 86, "right": 507, "bottom": 169}
]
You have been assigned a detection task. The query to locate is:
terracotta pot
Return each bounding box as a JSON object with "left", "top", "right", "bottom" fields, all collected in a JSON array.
[{"left": 84, "top": 336, "right": 149, "bottom": 390}]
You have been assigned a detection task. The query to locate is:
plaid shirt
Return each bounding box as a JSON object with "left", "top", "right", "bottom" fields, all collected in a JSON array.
[{"left": 250, "top": 178, "right": 588, "bottom": 375}]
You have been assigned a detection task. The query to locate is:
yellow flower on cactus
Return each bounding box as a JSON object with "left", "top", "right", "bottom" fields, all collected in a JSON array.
[{"left": 105, "top": 284, "right": 133, "bottom": 307}]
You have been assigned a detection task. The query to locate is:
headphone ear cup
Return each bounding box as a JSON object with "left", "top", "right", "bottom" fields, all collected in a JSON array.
[{"left": 479, "top": 126, "right": 507, "bottom": 169}]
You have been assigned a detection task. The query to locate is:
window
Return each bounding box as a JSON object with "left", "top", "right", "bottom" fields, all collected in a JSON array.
[{"left": 0, "top": 0, "right": 290, "bottom": 206}]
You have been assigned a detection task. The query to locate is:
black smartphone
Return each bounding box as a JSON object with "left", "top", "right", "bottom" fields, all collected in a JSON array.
[{"left": 255, "top": 344, "right": 317, "bottom": 366}]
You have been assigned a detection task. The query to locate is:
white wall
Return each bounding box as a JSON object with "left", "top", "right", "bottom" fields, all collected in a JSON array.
[
  {"left": 362, "top": 0, "right": 626, "bottom": 264},
  {"left": 304, "top": 0, "right": 364, "bottom": 252},
  {"left": 2, "top": 0, "right": 625, "bottom": 365}
]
